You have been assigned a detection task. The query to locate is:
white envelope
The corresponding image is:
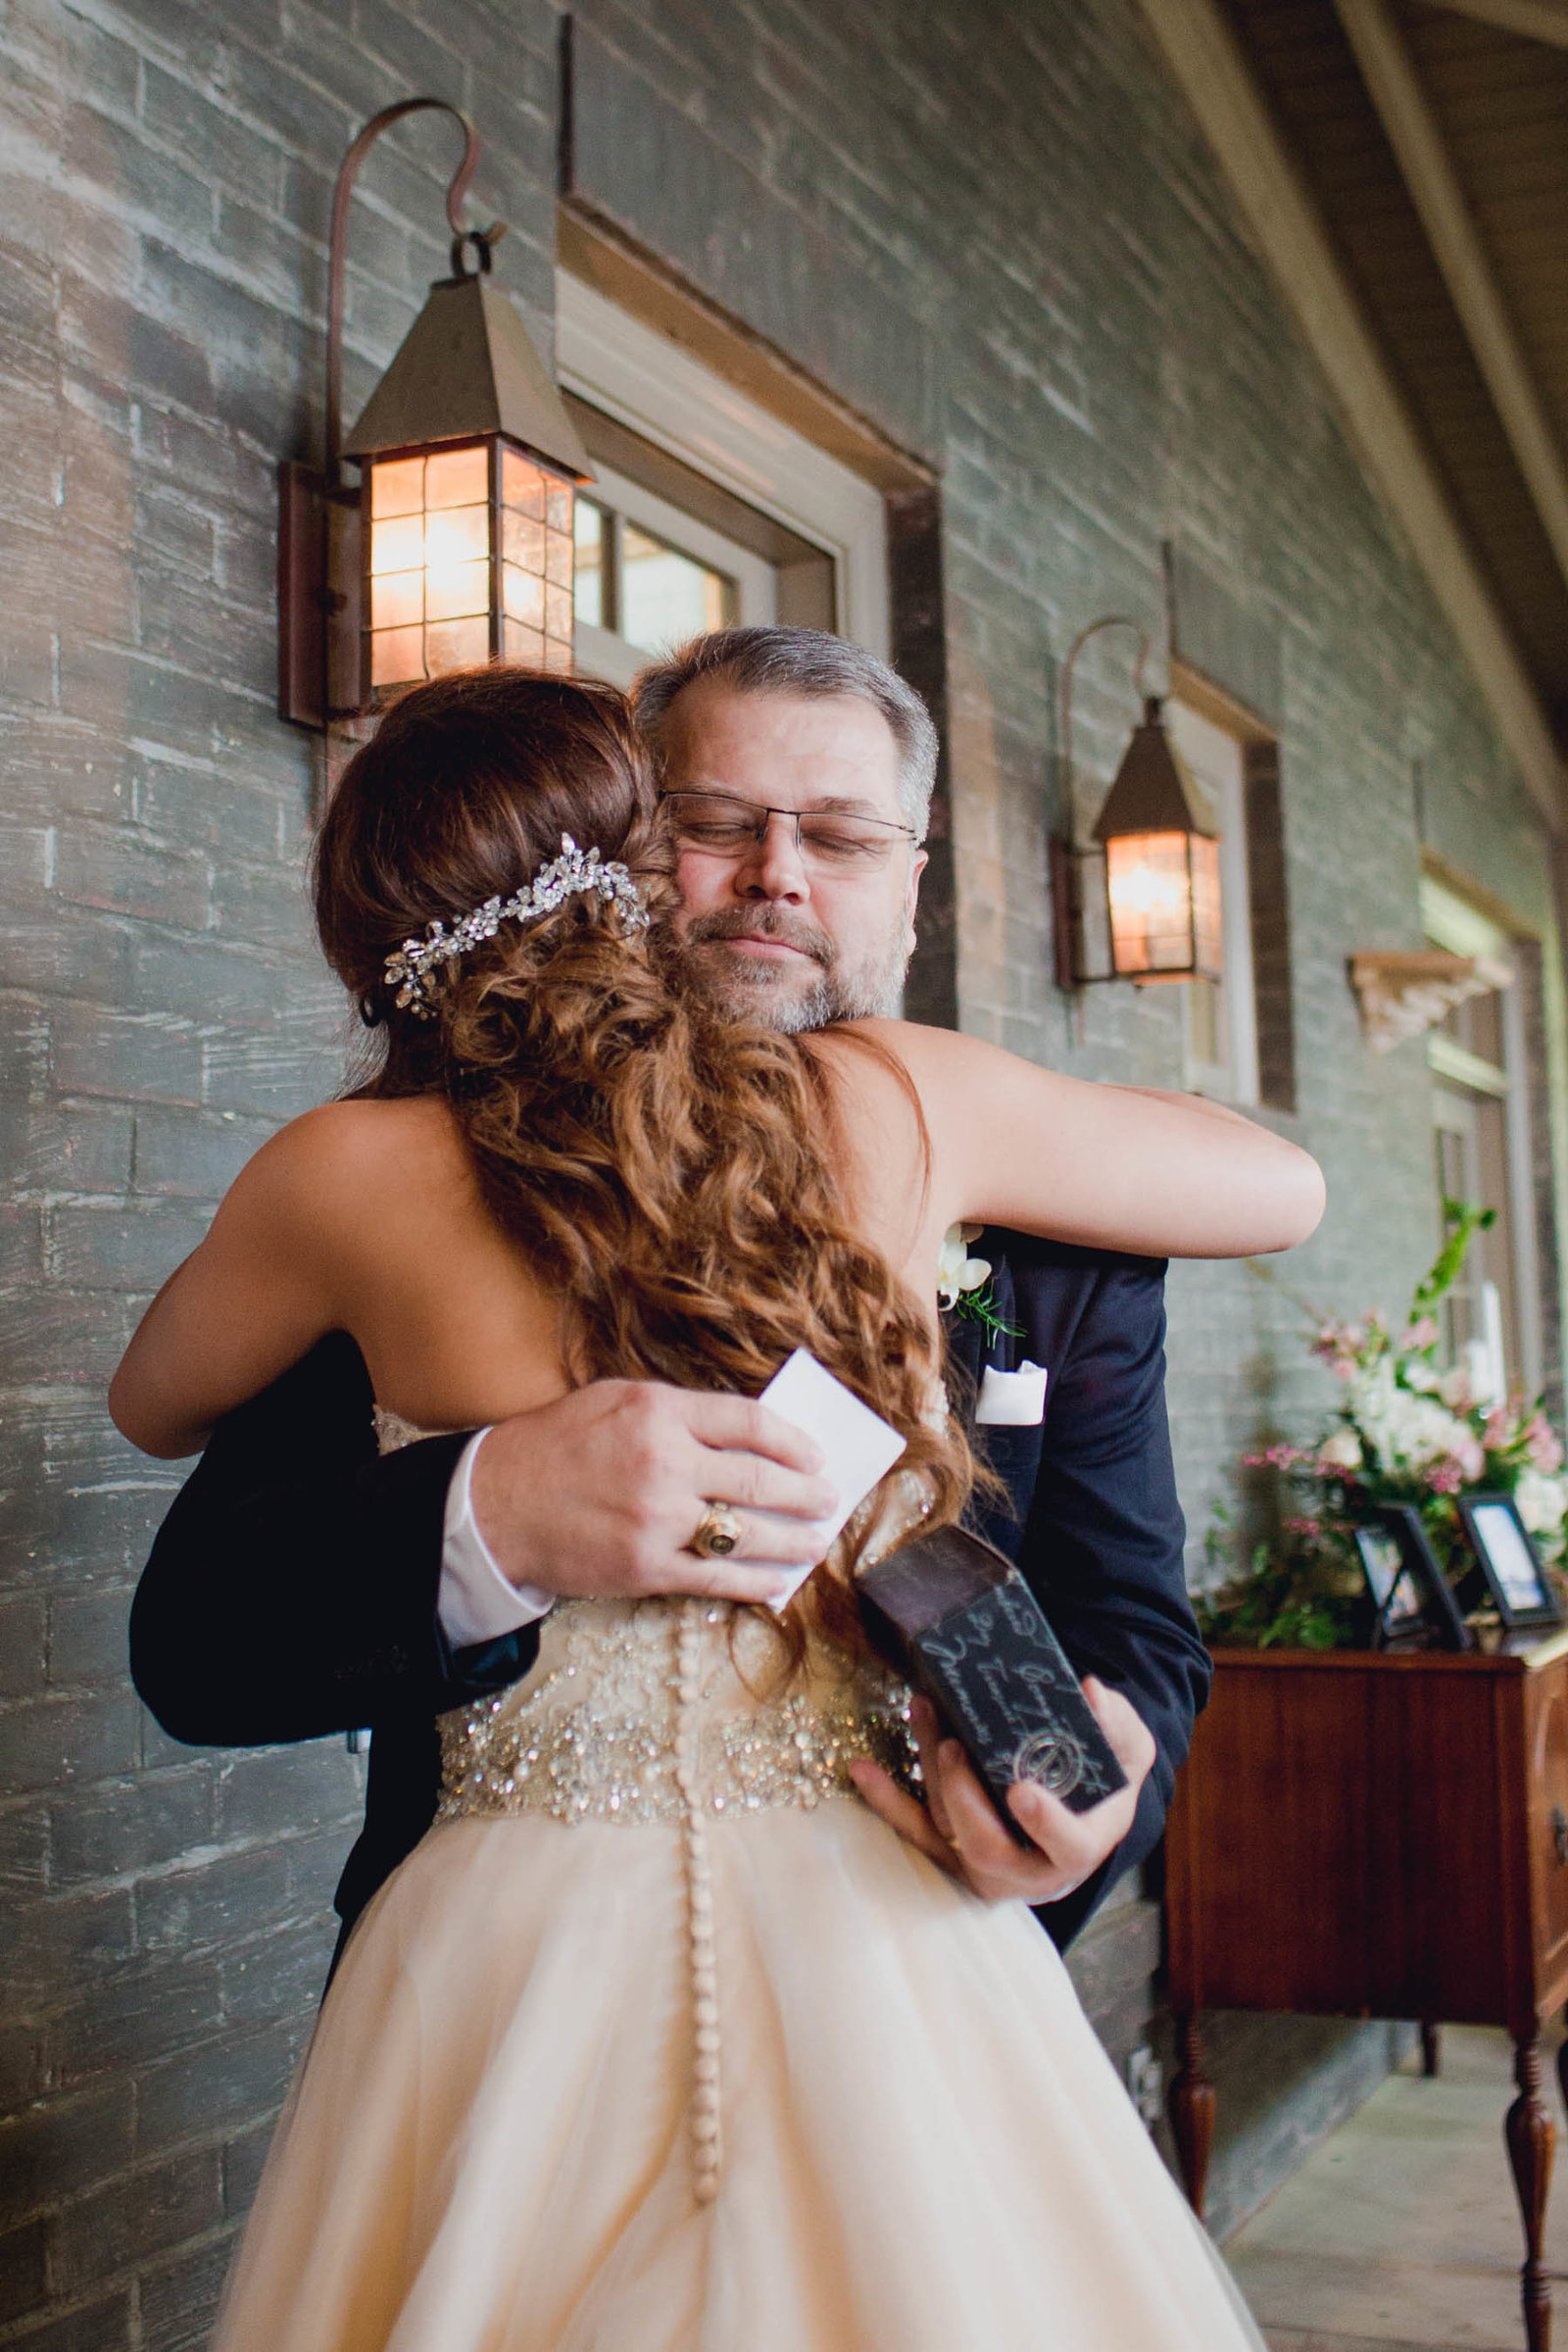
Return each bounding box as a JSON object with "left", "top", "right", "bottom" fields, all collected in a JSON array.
[{"left": 753, "top": 1348, "right": 906, "bottom": 1609}]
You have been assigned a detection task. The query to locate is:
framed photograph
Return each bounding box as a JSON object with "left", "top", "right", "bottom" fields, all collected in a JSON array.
[
  {"left": 1354, "top": 1506, "right": 1470, "bottom": 1651},
  {"left": 1457, "top": 1494, "right": 1563, "bottom": 1634}
]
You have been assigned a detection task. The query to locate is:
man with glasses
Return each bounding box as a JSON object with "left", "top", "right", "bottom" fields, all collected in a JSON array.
[{"left": 132, "top": 626, "right": 1207, "bottom": 1960}]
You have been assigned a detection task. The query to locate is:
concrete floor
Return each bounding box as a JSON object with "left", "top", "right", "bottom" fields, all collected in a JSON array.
[{"left": 1223, "top": 2027, "right": 1568, "bottom": 2352}]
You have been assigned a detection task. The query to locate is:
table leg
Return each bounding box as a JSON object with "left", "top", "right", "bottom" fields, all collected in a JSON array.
[
  {"left": 1506, "top": 2034, "right": 1555, "bottom": 2352},
  {"left": 1420, "top": 2020, "right": 1442, "bottom": 2078},
  {"left": 1170, "top": 2011, "right": 1215, "bottom": 2222}
]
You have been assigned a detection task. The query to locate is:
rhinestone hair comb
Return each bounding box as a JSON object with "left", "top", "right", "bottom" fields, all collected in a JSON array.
[{"left": 382, "top": 834, "right": 650, "bottom": 1019}]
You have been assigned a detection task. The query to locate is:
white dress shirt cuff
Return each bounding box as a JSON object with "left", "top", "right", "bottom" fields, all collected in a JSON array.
[{"left": 438, "top": 1428, "right": 557, "bottom": 1649}]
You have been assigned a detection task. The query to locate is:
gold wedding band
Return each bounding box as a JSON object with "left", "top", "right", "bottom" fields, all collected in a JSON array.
[{"left": 691, "top": 1501, "right": 744, "bottom": 1559}]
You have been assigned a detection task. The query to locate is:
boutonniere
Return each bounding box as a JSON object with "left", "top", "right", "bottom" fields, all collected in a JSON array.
[{"left": 938, "top": 1223, "right": 1021, "bottom": 1340}]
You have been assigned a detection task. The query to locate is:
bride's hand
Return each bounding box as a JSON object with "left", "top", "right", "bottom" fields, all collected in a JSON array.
[{"left": 849, "top": 1684, "right": 1156, "bottom": 1906}]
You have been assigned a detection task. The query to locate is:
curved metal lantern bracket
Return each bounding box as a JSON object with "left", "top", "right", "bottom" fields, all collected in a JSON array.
[
  {"left": 280, "top": 98, "right": 506, "bottom": 733},
  {"left": 324, "top": 98, "right": 503, "bottom": 491}
]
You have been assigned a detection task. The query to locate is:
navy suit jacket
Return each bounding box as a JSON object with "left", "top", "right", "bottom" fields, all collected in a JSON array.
[{"left": 129, "top": 1236, "right": 1209, "bottom": 1955}]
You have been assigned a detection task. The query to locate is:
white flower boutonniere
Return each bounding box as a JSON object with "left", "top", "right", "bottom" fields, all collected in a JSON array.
[
  {"left": 937, "top": 1224, "right": 1021, "bottom": 1340},
  {"left": 938, "top": 1223, "right": 992, "bottom": 1311}
]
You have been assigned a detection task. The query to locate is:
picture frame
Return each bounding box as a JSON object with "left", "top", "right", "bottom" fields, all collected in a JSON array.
[
  {"left": 1354, "top": 1506, "right": 1471, "bottom": 1651},
  {"left": 1457, "top": 1493, "right": 1564, "bottom": 1634}
]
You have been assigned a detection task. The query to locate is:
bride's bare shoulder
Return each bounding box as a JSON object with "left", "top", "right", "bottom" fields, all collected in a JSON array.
[{"left": 234, "top": 1095, "right": 475, "bottom": 1232}]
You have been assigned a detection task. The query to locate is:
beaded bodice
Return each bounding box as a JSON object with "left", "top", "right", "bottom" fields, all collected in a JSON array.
[{"left": 438, "top": 1594, "right": 914, "bottom": 1828}]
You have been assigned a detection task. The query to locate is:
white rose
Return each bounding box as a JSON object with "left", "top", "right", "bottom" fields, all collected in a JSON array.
[
  {"left": 1516, "top": 1470, "right": 1568, "bottom": 1536},
  {"left": 937, "top": 1222, "right": 991, "bottom": 1311},
  {"left": 1403, "top": 1361, "right": 1441, "bottom": 1395},
  {"left": 1438, "top": 1368, "right": 1473, "bottom": 1411},
  {"left": 1318, "top": 1427, "right": 1363, "bottom": 1471}
]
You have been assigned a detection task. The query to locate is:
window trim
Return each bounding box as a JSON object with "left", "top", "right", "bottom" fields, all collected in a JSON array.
[
  {"left": 554, "top": 272, "right": 891, "bottom": 658},
  {"left": 1166, "top": 693, "right": 1261, "bottom": 1107},
  {"left": 1421, "top": 871, "right": 1543, "bottom": 1394}
]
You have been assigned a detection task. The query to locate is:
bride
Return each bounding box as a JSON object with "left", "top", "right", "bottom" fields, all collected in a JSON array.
[{"left": 111, "top": 668, "right": 1320, "bottom": 2351}]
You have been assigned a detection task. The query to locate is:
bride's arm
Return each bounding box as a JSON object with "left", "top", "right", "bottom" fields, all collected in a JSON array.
[
  {"left": 109, "top": 1106, "right": 360, "bottom": 1458},
  {"left": 848, "top": 1021, "right": 1325, "bottom": 1259}
]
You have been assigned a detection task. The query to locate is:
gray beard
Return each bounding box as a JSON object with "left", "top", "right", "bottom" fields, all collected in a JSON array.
[{"left": 675, "top": 915, "right": 907, "bottom": 1034}]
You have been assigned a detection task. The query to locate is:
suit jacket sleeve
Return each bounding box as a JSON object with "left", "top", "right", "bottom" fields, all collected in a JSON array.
[
  {"left": 1000, "top": 1240, "right": 1211, "bottom": 1947},
  {"left": 128, "top": 1333, "right": 539, "bottom": 1748}
]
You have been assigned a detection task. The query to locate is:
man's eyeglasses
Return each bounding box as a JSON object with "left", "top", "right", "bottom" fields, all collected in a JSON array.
[{"left": 660, "top": 789, "right": 918, "bottom": 872}]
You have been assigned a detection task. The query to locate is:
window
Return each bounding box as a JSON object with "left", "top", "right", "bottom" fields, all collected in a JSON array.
[
  {"left": 553, "top": 273, "right": 891, "bottom": 688},
  {"left": 1165, "top": 697, "right": 1260, "bottom": 1105},
  {"left": 568, "top": 460, "right": 775, "bottom": 689},
  {"left": 1423, "top": 875, "right": 1541, "bottom": 1398}
]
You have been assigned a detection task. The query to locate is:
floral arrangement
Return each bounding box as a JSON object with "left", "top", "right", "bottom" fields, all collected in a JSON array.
[{"left": 1199, "top": 1204, "right": 1568, "bottom": 1649}]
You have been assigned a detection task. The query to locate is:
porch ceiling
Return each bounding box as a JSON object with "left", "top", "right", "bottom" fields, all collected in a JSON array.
[{"left": 1218, "top": 0, "right": 1568, "bottom": 738}]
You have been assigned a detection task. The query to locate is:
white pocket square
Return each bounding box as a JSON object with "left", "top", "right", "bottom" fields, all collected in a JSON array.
[{"left": 974, "top": 1360, "right": 1048, "bottom": 1427}]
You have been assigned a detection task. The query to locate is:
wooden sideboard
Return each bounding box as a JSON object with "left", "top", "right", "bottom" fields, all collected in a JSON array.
[{"left": 1164, "top": 1634, "right": 1568, "bottom": 2351}]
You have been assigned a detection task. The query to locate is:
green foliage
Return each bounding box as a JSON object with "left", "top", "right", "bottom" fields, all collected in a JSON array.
[{"left": 1411, "top": 1198, "right": 1496, "bottom": 1318}]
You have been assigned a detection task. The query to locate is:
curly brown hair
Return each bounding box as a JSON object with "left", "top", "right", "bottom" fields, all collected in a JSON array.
[{"left": 313, "top": 666, "right": 972, "bottom": 1662}]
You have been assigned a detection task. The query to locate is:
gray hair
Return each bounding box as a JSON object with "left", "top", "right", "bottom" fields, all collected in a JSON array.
[{"left": 631, "top": 625, "right": 939, "bottom": 840}]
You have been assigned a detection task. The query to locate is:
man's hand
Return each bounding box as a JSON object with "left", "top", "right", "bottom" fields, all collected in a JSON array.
[
  {"left": 849, "top": 1682, "right": 1156, "bottom": 1906},
  {"left": 468, "top": 1380, "right": 837, "bottom": 1608}
]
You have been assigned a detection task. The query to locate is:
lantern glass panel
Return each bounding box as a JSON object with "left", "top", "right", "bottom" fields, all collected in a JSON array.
[
  {"left": 426, "top": 615, "right": 489, "bottom": 670},
  {"left": 1105, "top": 830, "right": 1199, "bottom": 977},
  {"left": 371, "top": 624, "right": 425, "bottom": 687},
  {"left": 501, "top": 446, "right": 547, "bottom": 520},
  {"left": 504, "top": 512, "right": 546, "bottom": 575},
  {"left": 370, "top": 456, "right": 424, "bottom": 516},
  {"left": 503, "top": 564, "right": 546, "bottom": 627},
  {"left": 425, "top": 558, "right": 490, "bottom": 622},
  {"left": 504, "top": 618, "right": 545, "bottom": 665},
  {"left": 370, "top": 512, "right": 424, "bottom": 574},
  {"left": 364, "top": 440, "right": 577, "bottom": 696},
  {"left": 424, "top": 444, "right": 488, "bottom": 509},
  {"left": 424, "top": 505, "right": 488, "bottom": 567},
  {"left": 370, "top": 569, "right": 423, "bottom": 630}
]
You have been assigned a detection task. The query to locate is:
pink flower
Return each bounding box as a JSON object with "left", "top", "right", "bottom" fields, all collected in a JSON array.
[
  {"left": 1428, "top": 1461, "right": 1464, "bottom": 1494},
  {"left": 1284, "top": 1516, "right": 1322, "bottom": 1540},
  {"left": 1484, "top": 1406, "right": 1511, "bottom": 1450},
  {"left": 1243, "top": 1443, "right": 1304, "bottom": 1471},
  {"left": 1399, "top": 1317, "right": 1439, "bottom": 1351},
  {"left": 1526, "top": 1416, "right": 1565, "bottom": 1472}
]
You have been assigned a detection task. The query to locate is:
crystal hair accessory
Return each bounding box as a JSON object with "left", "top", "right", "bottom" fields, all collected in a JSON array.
[{"left": 383, "top": 834, "right": 650, "bottom": 1018}]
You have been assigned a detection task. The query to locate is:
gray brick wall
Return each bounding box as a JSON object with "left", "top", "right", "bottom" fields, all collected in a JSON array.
[
  {"left": 1, "top": 0, "right": 1561, "bottom": 2339},
  {"left": 0, "top": 3, "right": 559, "bottom": 2342}
]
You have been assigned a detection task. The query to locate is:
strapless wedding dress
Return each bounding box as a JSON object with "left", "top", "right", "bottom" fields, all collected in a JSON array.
[{"left": 210, "top": 1416, "right": 1263, "bottom": 2352}]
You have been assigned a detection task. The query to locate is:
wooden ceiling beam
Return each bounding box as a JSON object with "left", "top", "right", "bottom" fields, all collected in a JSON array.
[
  {"left": 1425, "top": 0, "right": 1568, "bottom": 50},
  {"left": 1334, "top": 0, "right": 1568, "bottom": 596},
  {"left": 1135, "top": 0, "right": 1564, "bottom": 825}
]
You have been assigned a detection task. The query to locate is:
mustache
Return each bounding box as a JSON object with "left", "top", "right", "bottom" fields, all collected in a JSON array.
[{"left": 680, "top": 907, "right": 837, "bottom": 967}]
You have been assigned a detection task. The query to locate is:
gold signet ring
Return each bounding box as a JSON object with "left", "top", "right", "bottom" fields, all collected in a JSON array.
[{"left": 691, "top": 1501, "right": 743, "bottom": 1559}]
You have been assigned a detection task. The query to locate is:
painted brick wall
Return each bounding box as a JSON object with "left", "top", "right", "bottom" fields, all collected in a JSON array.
[
  {"left": 0, "top": 0, "right": 1559, "bottom": 2340},
  {"left": 0, "top": 4, "right": 560, "bottom": 2342}
]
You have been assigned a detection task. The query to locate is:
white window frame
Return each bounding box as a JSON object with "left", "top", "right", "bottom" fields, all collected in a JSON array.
[
  {"left": 573, "top": 461, "right": 778, "bottom": 689},
  {"left": 1166, "top": 698, "right": 1260, "bottom": 1107},
  {"left": 1421, "top": 873, "right": 1542, "bottom": 1395},
  {"left": 554, "top": 273, "right": 891, "bottom": 660}
]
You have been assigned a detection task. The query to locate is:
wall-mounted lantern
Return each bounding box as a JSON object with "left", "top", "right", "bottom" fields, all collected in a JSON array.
[
  {"left": 1050, "top": 616, "right": 1222, "bottom": 992},
  {"left": 278, "top": 99, "right": 592, "bottom": 731}
]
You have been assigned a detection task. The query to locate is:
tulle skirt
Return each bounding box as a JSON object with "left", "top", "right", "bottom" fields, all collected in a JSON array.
[{"left": 212, "top": 1795, "right": 1262, "bottom": 2351}]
